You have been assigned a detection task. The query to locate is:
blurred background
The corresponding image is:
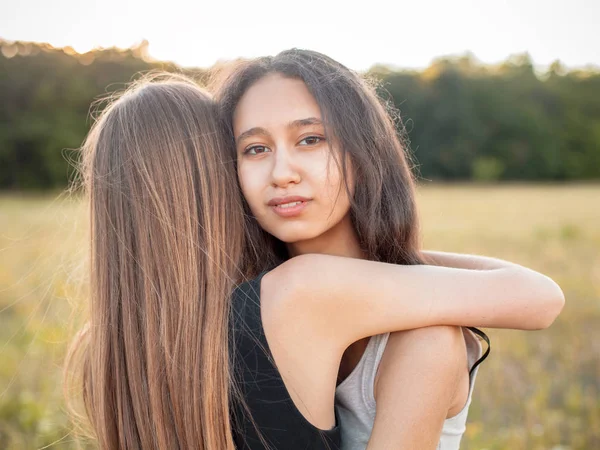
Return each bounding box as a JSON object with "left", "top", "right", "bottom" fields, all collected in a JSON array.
[{"left": 1, "top": 0, "right": 599, "bottom": 449}]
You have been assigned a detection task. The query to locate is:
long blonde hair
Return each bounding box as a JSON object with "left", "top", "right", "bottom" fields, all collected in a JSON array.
[{"left": 65, "top": 73, "right": 244, "bottom": 449}]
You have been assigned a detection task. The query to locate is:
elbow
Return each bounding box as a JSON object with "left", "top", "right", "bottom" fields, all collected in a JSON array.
[
  {"left": 505, "top": 267, "right": 565, "bottom": 330},
  {"left": 545, "top": 279, "right": 566, "bottom": 328},
  {"left": 531, "top": 275, "right": 566, "bottom": 330}
]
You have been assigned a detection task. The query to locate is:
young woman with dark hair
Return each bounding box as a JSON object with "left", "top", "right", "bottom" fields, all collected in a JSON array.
[{"left": 214, "top": 49, "right": 564, "bottom": 449}]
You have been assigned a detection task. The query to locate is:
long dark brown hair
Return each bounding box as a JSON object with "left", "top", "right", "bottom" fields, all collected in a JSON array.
[
  {"left": 213, "top": 49, "right": 489, "bottom": 378},
  {"left": 65, "top": 73, "right": 244, "bottom": 449},
  {"left": 213, "top": 48, "right": 425, "bottom": 273}
]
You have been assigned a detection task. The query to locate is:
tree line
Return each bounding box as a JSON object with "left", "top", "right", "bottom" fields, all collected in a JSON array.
[{"left": 1, "top": 39, "right": 599, "bottom": 190}]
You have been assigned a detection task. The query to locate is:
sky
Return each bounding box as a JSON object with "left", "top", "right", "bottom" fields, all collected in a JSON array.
[{"left": 2, "top": 0, "right": 599, "bottom": 71}]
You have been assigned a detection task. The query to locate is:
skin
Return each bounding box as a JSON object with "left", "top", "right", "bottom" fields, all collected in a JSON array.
[
  {"left": 233, "top": 73, "right": 564, "bottom": 447},
  {"left": 370, "top": 326, "right": 470, "bottom": 449},
  {"left": 235, "top": 74, "right": 361, "bottom": 259}
]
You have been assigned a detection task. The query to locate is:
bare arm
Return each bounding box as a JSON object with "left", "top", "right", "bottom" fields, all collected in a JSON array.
[
  {"left": 367, "top": 326, "right": 468, "bottom": 450},
  {"left": 421, "top": 250, "right": 522, "bottom": 270},
  {"left": 266, "top": 253, "right": 564, "bottom": 352}
]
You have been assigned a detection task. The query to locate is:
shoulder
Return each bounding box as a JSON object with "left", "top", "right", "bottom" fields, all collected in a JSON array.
[
  {"left": 375, "top": 326, "right": 466, "bottom": 397},
  {"left": 374, "top": 326, "right": 469, "bottom": 418},
  {"left": 231, "top": 259, "right": 341, "bottom": 356},
  {"left": 258, "top": 256, "right": 345, "bottom": 352}
]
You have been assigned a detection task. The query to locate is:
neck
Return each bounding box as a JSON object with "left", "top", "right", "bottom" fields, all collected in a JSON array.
[{"left": 287, "top": 214, "right": 365, "bottom": 259}]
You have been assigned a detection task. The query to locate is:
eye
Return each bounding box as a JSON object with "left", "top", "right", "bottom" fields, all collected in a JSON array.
[
  {"left": 243, "top": 145, "right": 271, "bottom": 156},
  {"left": 298, "top": 136, "right": 325, "bottom": 146}
]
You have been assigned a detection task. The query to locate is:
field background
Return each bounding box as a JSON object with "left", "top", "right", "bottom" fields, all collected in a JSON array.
[{"left": 1, "top": 184, "right": 598, "bottom": 449}]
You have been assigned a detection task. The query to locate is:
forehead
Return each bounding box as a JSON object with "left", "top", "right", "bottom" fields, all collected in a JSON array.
[{"left": 233, "top": 74, "right": 322, "bottom": 134}]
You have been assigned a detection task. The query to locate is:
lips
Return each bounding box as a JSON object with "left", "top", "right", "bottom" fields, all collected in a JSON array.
[
  {"left": 268, "top": 196, "right": 311, "bottom": 218},
  {"left": 268, "top": 195, "right": 311, "bottom": 207}
]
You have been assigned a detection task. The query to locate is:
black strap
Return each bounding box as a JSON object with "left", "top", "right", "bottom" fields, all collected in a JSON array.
[{"left": 466, "top": 327, "right": 491, "bottom": 376}]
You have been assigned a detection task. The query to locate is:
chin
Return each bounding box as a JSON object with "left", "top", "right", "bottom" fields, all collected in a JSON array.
[
  {"left": 269, "top": 227, "right": 319, "bottom": 245},
  {"left": 272, "top": 233, "right": 312, "bottom": 245}
]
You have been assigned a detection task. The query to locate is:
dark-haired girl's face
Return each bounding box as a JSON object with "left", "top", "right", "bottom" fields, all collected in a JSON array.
[{"left": 233, "top": 74, "right": 356, "bottom": 255}]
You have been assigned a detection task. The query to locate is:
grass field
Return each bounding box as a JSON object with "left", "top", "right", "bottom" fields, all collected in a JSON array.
[{"left": 1, "top": 184, "right": 599, "bottom": 449}]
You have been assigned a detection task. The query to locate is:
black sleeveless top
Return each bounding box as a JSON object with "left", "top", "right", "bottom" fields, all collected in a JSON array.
[{"left": 229, "top": 273, "right": 341, "bottom": 449}]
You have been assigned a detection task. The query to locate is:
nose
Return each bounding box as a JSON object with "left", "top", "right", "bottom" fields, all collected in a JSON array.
[{"left": 271, "top": 147, "right": 301, "bottom": 187}]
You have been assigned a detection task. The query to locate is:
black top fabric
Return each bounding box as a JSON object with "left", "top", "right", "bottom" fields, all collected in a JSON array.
[{"left": 229, "top": 273, "right": 341, "bottom": 450}]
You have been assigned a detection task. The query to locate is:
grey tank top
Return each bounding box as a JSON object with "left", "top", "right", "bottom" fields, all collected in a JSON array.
[{"left": 334, "top": 328, "right": 482, "bottom": 450}]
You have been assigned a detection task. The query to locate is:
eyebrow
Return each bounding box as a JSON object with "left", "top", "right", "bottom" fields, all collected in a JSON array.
[
  {"left": 236, "top": 127, "right": 269, "bottom": 145},
  {"left": 288, "top": 117, "right": 323, "bottom": 129},
  {"left": 235, "top": 117, "right": 324, "bottom": 144}
]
